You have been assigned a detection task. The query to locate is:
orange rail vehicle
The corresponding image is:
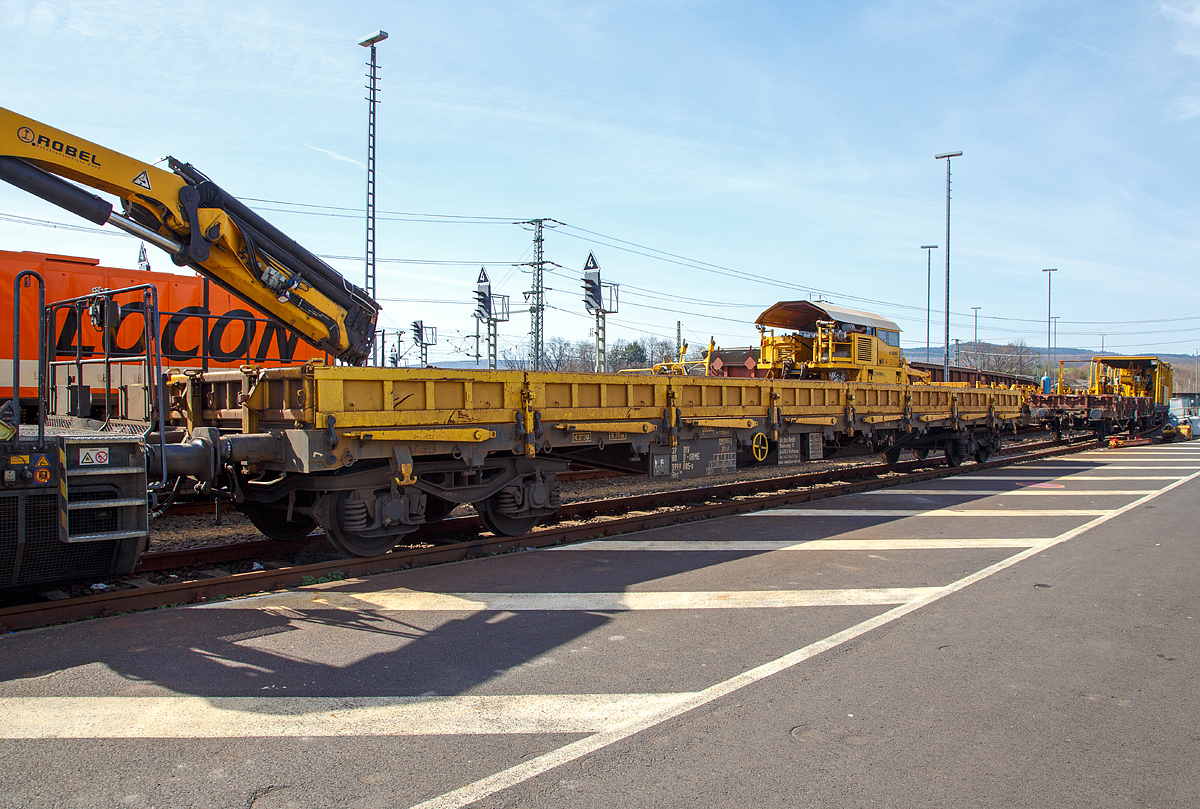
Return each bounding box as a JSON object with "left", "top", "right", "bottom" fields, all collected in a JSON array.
[{"left": 0, "top": 249, "right": 326, "bottom": 408}]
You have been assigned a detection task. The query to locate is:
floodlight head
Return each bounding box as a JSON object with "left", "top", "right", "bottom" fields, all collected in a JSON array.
[
  {"left": 921, "top": 244, "right": 938, "bottom": 249},
  {"left": 359, "top": 30, "right": 389, "bottom": 47},
  {"left": 934, "top": 151, "right": 963, "bottom": 159},
  {"left": 1042, "top": 267, "right": 1058, "bottom": 272}
]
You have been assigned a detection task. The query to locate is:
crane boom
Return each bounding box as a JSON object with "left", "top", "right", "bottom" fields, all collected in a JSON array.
[{"left": 0, "top": 106, "right": 379, "bottom": 365}]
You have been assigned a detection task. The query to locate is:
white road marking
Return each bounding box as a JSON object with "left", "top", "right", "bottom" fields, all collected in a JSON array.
[
  {"left": 410, "top": 466, "right": 1200, "bottom": 809},
  {"left": 553, "top": 538, "right": 1042, "bottom": 552},
  {"left": 860, "top": 489, "right": 1156, "bottom": 496},
  {"left": 196, "top": 587, "right": 937, "bottom": 613},
  {"left": 746, "top": 508, "right": 1112, "bottom": 517},
  {"left": 0, "top": 694, "right": 696, "bottom": 738},
  {"left": 1016, "top": 465, "right": 1198, "bottom": 470},
  {"left": 965, "top": 476, "right": 1183, "bottom": 480},
  {"left": 1080, "top": 461, "right": 1200, "bottom": 465},
  {"left": 1075, "top": 449, "right": 1200, "bottom": 454}
]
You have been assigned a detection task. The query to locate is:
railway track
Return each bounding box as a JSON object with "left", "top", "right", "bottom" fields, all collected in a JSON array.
[{"left": 0, "top": 435, "right": 1097, "bottom": 632}]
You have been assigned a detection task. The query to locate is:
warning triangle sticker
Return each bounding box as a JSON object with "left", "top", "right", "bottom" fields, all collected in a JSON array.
[
  {"left": 131, "top": 171, "right": 152, "bottom": 190},
  {"left": 583, "top": 252, "right": 600, "bottom": 272},
  {"left": 81, "top": 451, "right": 94, "bottom": 464},
  {"left": 477, "top": 267, "right": 490, "bottom": 284},
  {"left": 35, "top": 455, "right": 49, "bottom": 467}
]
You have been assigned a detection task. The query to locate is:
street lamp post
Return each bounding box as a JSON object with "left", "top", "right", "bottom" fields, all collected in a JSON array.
[
  {"left": 921, "top": 245, "right": 937, "bottom": 363},
  {"left": 935, "top": 151, "right": 962, "bottom": 382},
  {"left": 1042, "top": 268, "right": 1057, "bottom": 387},
  {"left": 1052, "top": 315, "right": 1060, "bottom": 390},
  {"left": 359, "top": 29, "right": 388, "bottom": 365},
  {"left": 971, "top": 306, "right": 981, "bottom": 369}
]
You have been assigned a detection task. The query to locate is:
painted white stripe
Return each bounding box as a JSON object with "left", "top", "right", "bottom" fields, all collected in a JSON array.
[
  {"left": 861, "top": 488, "right": 1156, "bottom": 496},
  {"left": 0, "top": 694, "right": 696, "bottom": 738},
  {"left": 1018, "top": 465, "right": 1199, "bottom": 469},
  {"left": 965, "top": 475, "right": 1183, "bottom": 481},
  {"left": 1086, "top": 459, "right": 1200, "bottom": 463},
  {"left": 1074, "top": 449, "right": 1200, "bottom": 454},
  {"left": 410, "top": 467, "right": 1200, "bottom": 809},
  {"left": 746, "top": 508, "right": 1111, "bottom": 517},
  {"left": 197, "top": 587, "right": 937, "bottom": 613},
  {"left": 1084, "top": 461, "right": 1200, "bottom": 465},
  {"left": 554, "top": 538, "right": 1042, "bottom": 552}
]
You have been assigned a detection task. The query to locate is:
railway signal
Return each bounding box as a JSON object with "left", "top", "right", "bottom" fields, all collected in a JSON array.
[
  {"left": 475, "top": 268, "right": 492, "bottom": 320},
  {"left": 471, "top": 267, "right": 509, "bottom": 370},
  {"left": 411, "top": 320, "right": 436, "bottom": 366},
  {"left": 580, "top": 252, "right": 618, "bottom": 372}
]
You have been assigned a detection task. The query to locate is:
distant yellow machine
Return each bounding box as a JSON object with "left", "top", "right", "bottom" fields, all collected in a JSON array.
[
  {"left": 752, "top": 301, "right": 926, "bottom": 384},
  {"left": 1034, "top": 355, "right": 1173, "bottom": 438},
  {"left": 1084, "top": 356, "right": 1172, "bottom": 404}
]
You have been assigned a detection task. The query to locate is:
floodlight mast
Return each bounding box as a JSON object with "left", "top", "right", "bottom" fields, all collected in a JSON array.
[
  {"left": 359, "top": 29, "right": 388, "bottom": 363},
  {"left": 920, "top": 245, "right": 938, "bottom": 363},
  {"left": 934, "top": 151, "right": 962, "bottom": 381},
  {"left": 1042, "top": 268, "right": 1057, "bottom": 385}
]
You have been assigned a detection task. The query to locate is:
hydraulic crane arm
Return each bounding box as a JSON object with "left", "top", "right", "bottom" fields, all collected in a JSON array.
[{"left": 0, "top": 106, "right": 379, "bottom": 365}]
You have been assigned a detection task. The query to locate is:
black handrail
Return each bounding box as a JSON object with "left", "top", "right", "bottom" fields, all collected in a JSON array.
[
  {"left": 46, "top": 284, "right": 168, "bottom": 486},
  {"left": 4, "top": 270, "right": 46, "bottom": 448}
]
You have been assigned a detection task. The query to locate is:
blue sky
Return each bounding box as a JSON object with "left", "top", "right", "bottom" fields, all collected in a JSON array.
[{"left": 3, "top": 0, "right": 1200, "bottom": 366}]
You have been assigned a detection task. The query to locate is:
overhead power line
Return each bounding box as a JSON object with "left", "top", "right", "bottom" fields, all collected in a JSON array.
[
  {"left": 5, "top": 207, "right": 1200, "bottom": 339},
  {"left": 241, "top": 197, "right": 521, "bottom": 224}
]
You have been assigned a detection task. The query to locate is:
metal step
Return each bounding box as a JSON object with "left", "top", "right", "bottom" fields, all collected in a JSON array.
[
  {"left": 64, "top": 529, "right": 149, "bottom": 545},
  {"left": 66, "top": 466, "right": 145, "bottom": 477},
  {"left": 67, "top": 498, "right": 146, "bottom": 510}
]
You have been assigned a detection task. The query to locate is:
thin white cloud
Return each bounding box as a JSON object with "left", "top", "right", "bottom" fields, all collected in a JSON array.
[{"left": 302, "top": 143, "right": 364, "bottom": 169}]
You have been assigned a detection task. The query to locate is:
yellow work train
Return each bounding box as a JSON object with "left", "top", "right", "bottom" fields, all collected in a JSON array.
[{"left": 705, "top": 301, "right": 928, "bottom": 385}]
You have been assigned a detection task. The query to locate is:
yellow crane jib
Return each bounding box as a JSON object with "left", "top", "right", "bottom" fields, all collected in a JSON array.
[{"left": 0, "top": 106, "right": 379, "bottom": 365}]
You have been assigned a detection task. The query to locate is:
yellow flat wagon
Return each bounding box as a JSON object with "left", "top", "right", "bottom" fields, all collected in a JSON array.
[{"left": 164, "top": 363, "right": 1023, "bottom": 555}]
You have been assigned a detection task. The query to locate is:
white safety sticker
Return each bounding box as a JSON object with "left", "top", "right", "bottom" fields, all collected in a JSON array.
[{"left": 79, "top": 448, "right": 109, "bottom": 466}]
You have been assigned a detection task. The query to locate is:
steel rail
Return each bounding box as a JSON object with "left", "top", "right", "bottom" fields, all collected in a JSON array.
[{"left": 1, "top": 437, "right": 1095, "bottom": 632}]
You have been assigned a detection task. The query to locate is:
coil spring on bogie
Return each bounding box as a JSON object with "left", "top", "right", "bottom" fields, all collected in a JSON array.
[
  {"left": 496, "top": 491, "right": 520, "bottom": 516},
  {"left": 341, "top": 498, "right": 370, "bottom": 531},
  {"left": 548, "top": 488, "right": 562, "bottom": 508}
]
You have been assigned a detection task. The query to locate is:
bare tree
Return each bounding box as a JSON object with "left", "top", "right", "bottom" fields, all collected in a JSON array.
[
  {"left": 992, "top": 339, "right": 1037, "bottom": 377},
  {"left": 642, "top": 337, "right": 675, "bottom": 365},
  {"left": 543, "top": 336, "right": 576, "bottom": 372},
  {"left": 500, "top": 343, "right": 529, "bottom": 371},
  {"left": 961, "top": 340, "right": 988, "bottom": 370},
  {"left": 572, "top": 339, "right": 596, "bottom": 373}
]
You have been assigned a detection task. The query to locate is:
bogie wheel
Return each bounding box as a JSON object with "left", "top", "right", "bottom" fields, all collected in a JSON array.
[
  {"left": 914, "top": 447, "right": 930, "bottom": 461},
  {"left": 883, "top": 446, "right": 902, "bottom": 471},
  {"left": 974, "top": 446, "right": 990, "bottom": 464},
  {"left": 325, "top": 493, "right": 402, "bottom": 557},
  {"left": 239, "top": 501, "right": 317, "bottom": 542},
  {"left": 945, "top": 439, "right": 967, "bottom": 468},
  {"left": 326, "top": 524, "right": 403, "bottom": 557},
  {"left": 476, "top": 493, "right": 540, "bottom": 537},
  {"left": 751, "top": 432, "right": 770, "bottom": 463},
  {"left": 423, "top": 496, "right": 458, "bottom": 524}
]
